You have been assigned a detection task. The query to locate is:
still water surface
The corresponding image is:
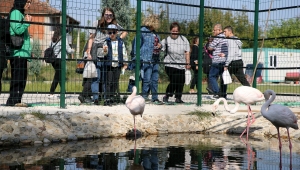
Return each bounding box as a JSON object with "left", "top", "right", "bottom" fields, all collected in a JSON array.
[{"left": 1, "top": 134, "right": 300, "bottom": 170}]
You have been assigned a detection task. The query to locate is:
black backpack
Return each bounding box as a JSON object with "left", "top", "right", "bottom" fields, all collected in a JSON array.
[
  {"left": 44, "top": 38, "right": 61, "bottom": 63},
  {"left": 0, "top": 14, "right": 12, "bottom": 54}
]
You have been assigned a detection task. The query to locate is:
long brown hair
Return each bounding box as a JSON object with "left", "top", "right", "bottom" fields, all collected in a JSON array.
[
  {"left": 98, "top": 7, "right": 118, "bottom": 33},
  {"left": 51, "top": 26, "right": 61, "bottom": 43}
]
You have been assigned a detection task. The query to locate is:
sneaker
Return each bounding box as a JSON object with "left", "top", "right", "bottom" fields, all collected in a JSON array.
[
  {"left": 84, "top": 98, "right": 93, "bottom": 103},
  {"left": 14, "top": 103, "right": 28, "bottom": 107},
  {"left": 206, "top": 87, "right": 214, "bottom": 94},
  {"left": 144, "top": 98, "right": 151, "bottom": 103},
  {"left": 104, "top": 99, "right": 112, "bottom": 106},
  {"left": 48, "top": 94, "right": 57, "bottom": 99},
  {"left": 175, "top": 98, "right": 185, "bottom": 103},
  {"left": 152, "top": 99, "right": 163, "bottom": 105},
  {"left": 162, "top": 96, "right": 169, "bottom": 103},
  {"left": 94, "top": 99, "right": 100, "bottom": 105},
  {"left": 78, "top": 96, "right": 85, "bottom": 103},
  {"left": 213, "top": 94, "right": 220, "bottom": 99}
]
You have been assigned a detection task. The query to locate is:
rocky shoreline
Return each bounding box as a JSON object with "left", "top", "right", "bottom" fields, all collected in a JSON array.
[{"left": 0, "top": 104, "right": 300, "bottom": 146}]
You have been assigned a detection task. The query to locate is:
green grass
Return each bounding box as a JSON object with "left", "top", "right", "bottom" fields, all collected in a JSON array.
[
  {"left": 188, "top": 110, "right": 214, "bottom": 120},
  {"left": 2, "top": 61, "right": 300, "bottom": 94},
  {"left": 20, "top": 110, "right": 47, "bottom": 120}
]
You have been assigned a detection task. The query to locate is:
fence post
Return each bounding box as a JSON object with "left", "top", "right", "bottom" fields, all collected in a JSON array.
[
  {"left": 60, "top": 0, "right": 67, "bottom": 108},
  {"left": 197, "top": 0, "right": 205, "bottom": 106},
  {"left": 135, "top": 0, "right": 142, "bottom": 94},
  {"left": 252, "top": 0, "right": 259, "bottom": 88}
]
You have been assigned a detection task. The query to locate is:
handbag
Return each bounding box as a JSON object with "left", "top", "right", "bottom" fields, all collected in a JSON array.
[
  {"left": 83, "top": 61, "right": 97, "bottom": 78},
  {"left": 222, "top": 70, "right": 232, "bottom": 84},
  {"left": 76, "top": 60, "right": 85, "bottom": 74},
  {"left": 10, "top": 34, "right": 24, "bottom": 49},
  {"left": 185, "top": 69, "right": 192, "bottom": 85}
]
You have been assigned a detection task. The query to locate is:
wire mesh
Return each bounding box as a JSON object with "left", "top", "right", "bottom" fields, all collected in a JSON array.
[{"left": 0, "top": 0, "right": 299, "bottom": 107}]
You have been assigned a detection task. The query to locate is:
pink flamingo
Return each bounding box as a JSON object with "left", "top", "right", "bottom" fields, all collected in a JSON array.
[
  {"left": 125, "top": 86, "right": 145, "bottom": 139},
  {"left": 212, "top": 86, "right": 265, "bottom": 141},
  {"left": 261, "top": 89, "right": 298, "bottom": 169}
]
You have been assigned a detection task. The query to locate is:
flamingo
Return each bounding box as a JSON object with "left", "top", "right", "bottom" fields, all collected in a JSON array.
[
  {"left": 261, "top": 89, "right": 298, "bottom": 169},
  {"left": 125, "top": 86, "right": 145, "bottom": 139},
  {"left": 212, "top": 86, "right": 265, "bottom": 141}
]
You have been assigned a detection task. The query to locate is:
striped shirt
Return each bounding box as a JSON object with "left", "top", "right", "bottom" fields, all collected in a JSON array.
[{"left": 209, "top": 33, "right": 228, "bottom": 64}]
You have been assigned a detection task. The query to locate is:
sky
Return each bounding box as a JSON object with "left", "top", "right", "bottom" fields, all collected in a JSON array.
[{"left": 48, "top": 0, "right": 299, "bottom": 28}]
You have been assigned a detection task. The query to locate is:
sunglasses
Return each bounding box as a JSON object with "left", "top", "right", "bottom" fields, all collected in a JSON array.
[
  {"left": 108, "top": 31, "right": 117, "bottom": 35},
  {"left": 104, "top": 14, "right": 114, "bottom": 18}
]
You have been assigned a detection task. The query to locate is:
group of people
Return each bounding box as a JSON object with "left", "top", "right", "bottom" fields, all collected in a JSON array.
[
  {"left": 1, "top": 0, "right": 250, "bottom": 107},
  {"left": 189, "top": 24, "right": 249, "bottom": 99}
]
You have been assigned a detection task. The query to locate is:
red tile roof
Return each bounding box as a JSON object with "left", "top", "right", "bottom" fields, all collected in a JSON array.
[{"left": 0, "top": 0, "right": 79, "bottom": 24}]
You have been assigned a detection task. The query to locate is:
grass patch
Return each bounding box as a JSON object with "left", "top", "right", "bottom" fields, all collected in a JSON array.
[
  {"left": 188, "top": 110, "right": 214, "bottom": 120},
  {"left": 20, "top": 110, "right": 47, "bottom": 120}
]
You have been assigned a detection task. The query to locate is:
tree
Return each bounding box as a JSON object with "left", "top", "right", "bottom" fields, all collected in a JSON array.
[
  {"left": 28, "top": 39, "right": 42, "bottom": 81},
  {"left": 264, "top": 17, "right": 300, "bottom": 49}
]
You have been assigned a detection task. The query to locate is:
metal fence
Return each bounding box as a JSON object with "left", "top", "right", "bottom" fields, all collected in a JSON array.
[{"left": 0, "top": 0, "right": 299, "bottom": 108}]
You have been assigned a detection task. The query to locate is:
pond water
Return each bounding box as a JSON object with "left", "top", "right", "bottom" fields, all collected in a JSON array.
[{"left": 0, "top": 134, "right": 300, "bottom": 170}]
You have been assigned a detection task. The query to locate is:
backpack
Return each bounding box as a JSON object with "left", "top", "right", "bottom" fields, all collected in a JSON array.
[
  {"left": 0, "top": 14, "right": 12, "bottom": 55},
  {"left": 44, "top": 38, "right": 61, "bottom": 63}
]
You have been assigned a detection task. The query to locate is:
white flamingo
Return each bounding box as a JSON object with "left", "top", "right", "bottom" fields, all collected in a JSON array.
[
  {"left": 125, "top": 86, "right": 145, "bottom": 139},
  {"left": 261, "top": 89, "right": 298, "bottom": 169},
  {"left": 212, "top": 86, "right": 265, "bottom": 141}
]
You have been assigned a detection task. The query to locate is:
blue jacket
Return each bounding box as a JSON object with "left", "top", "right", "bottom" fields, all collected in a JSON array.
[
  {"left": 105, "top": 37, "right": 124, "bottom": 67},
  {"left": 133, "top": 26, "right": 160, "bottom": 62}
]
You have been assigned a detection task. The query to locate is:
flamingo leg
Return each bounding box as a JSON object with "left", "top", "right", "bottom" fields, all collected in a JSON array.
[
  {"left": 277, "top": 127, "right": 282, "bottom": 169},
  {"left": 134, "top": 116, "right": 136, "bottom": 139},
  {"left": 240, "top": 106, "right": 252, "bottom": 143},
  {"left": 286, "top": 128, "right": 293, "bottom": 170}
]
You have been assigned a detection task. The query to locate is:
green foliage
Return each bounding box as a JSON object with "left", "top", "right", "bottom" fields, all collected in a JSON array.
[
  {"left": 71, "top": 28, "right": 87, "bottom": 58},
  {"left": 28, "top": 39, "right": 42, "bottom": 81},
  {"left": 20, "top": 110, "right": 47, "bottom": 120},
  {"left": 188, "top": 110, "right": 214, "bottom": 120},
  {"left": 264, "top": 18, "right": 300, "bottom": 48}
]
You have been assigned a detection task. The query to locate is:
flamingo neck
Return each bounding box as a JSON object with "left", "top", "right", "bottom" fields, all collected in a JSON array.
[{"left": 230, "top": 102, "right": 240, "bottom": 113}]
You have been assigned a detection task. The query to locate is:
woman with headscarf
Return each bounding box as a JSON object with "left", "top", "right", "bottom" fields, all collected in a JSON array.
[{"left": 6, "top": 0, "right": 32, "bottom": 107}]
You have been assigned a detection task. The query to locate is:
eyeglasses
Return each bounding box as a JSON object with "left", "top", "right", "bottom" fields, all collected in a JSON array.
[
  {"left": 104, "top": 14, "right": 114, "bottom": 18},
  {"left": 108, "top": 31, "right": 117, "bottom": 35}
]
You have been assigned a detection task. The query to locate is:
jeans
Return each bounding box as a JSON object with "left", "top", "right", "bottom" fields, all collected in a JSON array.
[
  {"left": 142, "top": 63, "right": 159, "bottom": 100},
  {"left": 209, "top": 63, "right": 227, "bottom": 97},
  {"left": 91, "top": 61, "right": 106, "bottom": 100}
]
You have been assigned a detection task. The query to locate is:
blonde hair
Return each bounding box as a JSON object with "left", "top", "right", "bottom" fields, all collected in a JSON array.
[{"left": 142, "top": 14, "right": 160, "bottom": 30}]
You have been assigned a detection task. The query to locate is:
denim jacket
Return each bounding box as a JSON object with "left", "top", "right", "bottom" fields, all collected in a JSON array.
[{"left": 133, "top": 26, "right": 160, "bottom": 62}]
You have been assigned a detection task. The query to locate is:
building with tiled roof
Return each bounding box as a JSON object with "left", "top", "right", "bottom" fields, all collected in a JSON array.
[{"left": 0, "top": 0, "right": 80, "bottom": 53}]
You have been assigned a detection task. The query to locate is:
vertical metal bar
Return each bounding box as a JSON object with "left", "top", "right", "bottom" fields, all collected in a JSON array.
[
  {"left": 252, "top": 0, "right": 259, "bottom": 88},
  {"left": 135, "top": 0, "right": 142, "bottom": 94},
  {"left": 60, "top": 0, "right": 67, "bottom": 108},
  {"left": 197, "top": 0, "right": 205, "bottom": 106}
]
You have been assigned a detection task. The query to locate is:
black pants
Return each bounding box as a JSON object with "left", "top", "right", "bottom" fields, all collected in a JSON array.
[
  {"left": 81, "top": 78, "right": 92, "bottom": 98},
  {"left": 105, "top": 66, "right": 121, "bottom": 99},
  {"left": 228, "top": 60, "right": 250, "bottom": 86},
  {"left": 190, "top": 66, "right": 198, "bottom": 89},
  {"left": 165, "top": 66, "right": 185, "bottom": 99},
  {"left": 6, "top": 57, "right": 28, "bottom": 106},
  {"left": 50, "top": 60, "right": 61, "bottom": 93}
]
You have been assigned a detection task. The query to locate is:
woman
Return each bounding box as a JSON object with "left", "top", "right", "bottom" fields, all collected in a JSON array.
[
  {"left": 85, "top": 7, "right": 127, "bottom": 105},
  {"left": 48, "top": 26, "right": 74, "bottom": 99},
  {"left": 6, "top": 0, "right": 32, "bottom": 106},
  {"left": 132, "top": 14, "right": 162, "bottom": 104},
  {"left": 189, "top": 37, "right": 199, "bottom": 93},
  {"left": 161, "top": 22, "right": 191, "bottom": 103}
]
